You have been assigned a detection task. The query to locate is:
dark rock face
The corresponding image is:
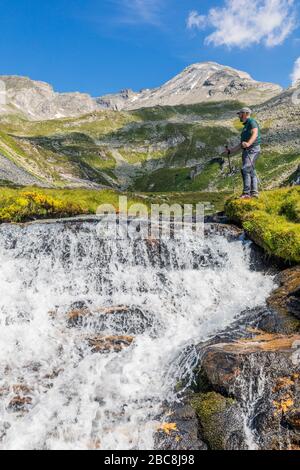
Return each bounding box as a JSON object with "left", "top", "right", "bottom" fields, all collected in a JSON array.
[
  {"left": 190, "top": 392, "right": 247, "bottom": 450},
  {"left": 155, "top": 402, "right": 208, "bottom": 451},
  {"left": 264, "top": 266, "right": 300, "bottom": 333},
  {"left": 192, "top": 333, "right": 300, "bottom": 450},
  {"left": 288, "top": 287, "right": 300, "bottom": 319}
]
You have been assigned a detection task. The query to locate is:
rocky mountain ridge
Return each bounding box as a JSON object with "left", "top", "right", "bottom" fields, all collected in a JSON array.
[
  {"left": 0, "top": 62, "right": 282, "bottom": 120},
  {"left": 0, "top": 76, "right": 100, "bottom": 121},
  {"left": 98, "top": 62, "right": 282, "bottom": 111}
]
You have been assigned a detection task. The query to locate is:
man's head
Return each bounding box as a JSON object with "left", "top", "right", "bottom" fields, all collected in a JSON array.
[{"left": 237, "top": 107, "right": 252, "bottom": 123}]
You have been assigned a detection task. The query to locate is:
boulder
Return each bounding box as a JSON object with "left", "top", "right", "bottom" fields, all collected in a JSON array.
[
  {"left": 262, "top": 266, "right": 300, "bottom": 333},
  {"left": 155, "top": 402, "right": 208, "bottom": 451},
  {"left": 86, "top": 335, "right": 134, "bottom": 353},
  {"left": 193, "top": 331, "right": 300, "bottom": 450},
  {"left": 268, "top": 266, "right": 300, "bottom": 315},
  {"left": 190, "top": 392, "right": 247, "bottom": 450},
  {"left": 67, "top": 304, "right": 155, "bottom": 335}
]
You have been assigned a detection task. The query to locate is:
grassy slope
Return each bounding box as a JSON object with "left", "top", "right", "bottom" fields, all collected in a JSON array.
[
  {"left": 225, "top": 187, "right": 300, "bottom": 263},
  {"left": 0, "top": 102, "right": 241, "bottom": 190},
  {"left": 0, "top": 100, "right": 299, "bottom": 193},
  {"left": 0, "top": 111, "right": 136, "bottom": 186},
  {"left": 0, "top": 187, "right": 227, "bottom": 223}
]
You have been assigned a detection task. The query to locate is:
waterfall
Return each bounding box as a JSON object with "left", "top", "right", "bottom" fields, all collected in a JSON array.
[{"left": 0, "top": 220, "right": 275, "bottom": 450}]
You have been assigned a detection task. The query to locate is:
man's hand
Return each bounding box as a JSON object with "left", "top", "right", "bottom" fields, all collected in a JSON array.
[
  {"left": 224, "top": 143, "right": 242, "bottom": 155},
  {"left": 222, "top": 146, "right": 231, "bottom": 155},
  {"left": 243, "top": 128, "right": 258, "bottom": 149},
  {"left": 242, "top": 141, "right": 250, "bottom": 149}
]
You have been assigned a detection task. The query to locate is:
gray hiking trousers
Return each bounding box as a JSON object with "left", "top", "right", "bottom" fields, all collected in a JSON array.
[{"left": 242, "top": 145, "right": 261, "bottom": 196}]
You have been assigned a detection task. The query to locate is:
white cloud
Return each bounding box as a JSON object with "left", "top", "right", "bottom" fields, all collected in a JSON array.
[
  {"left": 186, "top": 11, "right": 206, "bottom": 30},
  {"left": 291, "top": 57, "right": 300, "bottom": 83},
  {"left": 187, "top": 0, "right": 297, "bottom": 48},
  {"left": 115, "top": 0, "right": 163, "bottom": 26}
]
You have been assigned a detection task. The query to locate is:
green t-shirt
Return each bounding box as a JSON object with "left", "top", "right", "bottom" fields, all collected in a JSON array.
[{"left": 241, "top": 118, "right": 261, "bottom": 147}]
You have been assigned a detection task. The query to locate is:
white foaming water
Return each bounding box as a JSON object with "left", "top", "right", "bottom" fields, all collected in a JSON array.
[{"left": 0, "top": 221, "right": 274, "bottom": 450}]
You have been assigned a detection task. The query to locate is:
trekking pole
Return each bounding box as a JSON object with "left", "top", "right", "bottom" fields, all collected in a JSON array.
[
  {"left": 225, "top": 146, "right": 233, "bottom": 173},
  {"left": 224, "top": 146, "right": 236, "bottom": 194}
]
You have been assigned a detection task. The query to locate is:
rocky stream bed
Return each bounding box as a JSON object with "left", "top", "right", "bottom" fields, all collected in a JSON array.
[{"left": 0, "top": 218, "right": 299, "bottom": 450}]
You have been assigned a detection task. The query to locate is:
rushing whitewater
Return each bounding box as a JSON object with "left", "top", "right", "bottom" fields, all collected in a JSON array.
[{"left": 0, "top": 220, "right": 274, "bottom": 450}]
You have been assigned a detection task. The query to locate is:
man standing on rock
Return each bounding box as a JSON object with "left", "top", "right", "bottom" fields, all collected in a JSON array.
[{"left": 225, "top": 107, "right": 261, "bottom": 199}]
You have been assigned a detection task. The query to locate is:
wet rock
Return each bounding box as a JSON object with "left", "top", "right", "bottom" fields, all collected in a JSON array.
[
  {"left": 200, "top": 333, "right": 300, "bottom": 395},
  {"left": 265, "top": 266, "right": 300, "bottom": 333},
  {"left": 288, "top": 286, "right": 300, "bottom": 319},
  {"left": 0, "top": 422, "right": 11, "bottom": 442},
  {"left": 43, "top": 368, "right": 64, "bottom": 380},
  {"left": 94, "top": 306, "right": 154, "bottom": 336},
  {"left": 8, "top": 396, "right": 32, "bottom": 412},
  {"left": 12, "top": 384, "right": 32, "bottom": 394},
  {"left": 87, "top": 335, "right": 134, "bottom": 353},
  {"left": 155, "top": 403, "right": 208, "bottom": 451},
  {"left": 270, "top": 266, "right": 300, "bottom": 310},
  {"left": 87, "top": 438, "right": 102, "bottom": 450},
  {"left": 0, "top": 387, "right": 8, "bottom": 397},
  {"left": 193, "top": 332, "right": 300, "bottom": 450},
  {"left": 286, "top": 408, "right": 300, "bottom": 430},
  {"left": 247, "top": 242, "right": 284, "bottom": 272},
  {"left": 67, "top": 301, "right": 92, "bottom": 326},
  {"left": 7, "top": 384, "right": 34, "bottom": 412},
  {"left": 190, "top": 392, "right": 247, "bottom": 450},
  {"left": 204, "top": 223, "right": 243, "bottom": 241},
  {"left": 68, "top": 305, "right": 155, "bottom": 335},
  {"left": 257, "top": 307, "right": 300, "bottom": 335}
]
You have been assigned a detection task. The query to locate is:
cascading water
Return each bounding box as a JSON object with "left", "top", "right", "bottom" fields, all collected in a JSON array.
[{"left": 0, "top": 220, "right": 275, "bottom": 450}]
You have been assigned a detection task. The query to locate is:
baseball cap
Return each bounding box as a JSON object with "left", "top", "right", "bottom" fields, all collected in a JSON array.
[{"left": 237, "top": 107, "right": 252, "bottom": 115}]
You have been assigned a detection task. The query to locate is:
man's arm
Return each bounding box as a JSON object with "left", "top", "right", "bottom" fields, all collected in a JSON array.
[
  {"left": 222, "top": 143, "right": 241, "bottom": 155},
  {"left": 242, "top": 127, "right": 258, "bottom": 149}
]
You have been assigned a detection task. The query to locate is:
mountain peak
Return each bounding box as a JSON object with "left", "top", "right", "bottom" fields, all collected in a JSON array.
[
  {"left": 0, "top": 62, "right": 283, "bottom": 120},
  {"left": 183, "top": 61, "right": 251, "bottom": 79},
  {"left": 98, "top": 62, "right": 282, "bottom": 111}
]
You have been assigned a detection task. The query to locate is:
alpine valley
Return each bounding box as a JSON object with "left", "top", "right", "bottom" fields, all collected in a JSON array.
[{"left": 0, "top": 62, "right": 299, "bottom": 192}]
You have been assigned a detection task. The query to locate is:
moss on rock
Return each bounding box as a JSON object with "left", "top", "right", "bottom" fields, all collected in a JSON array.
[
  {"left": 190, "top": 391, "right": 241, "bottom": 450},
  {"left": 225, "top": 187, "right": 300, "bottom": 263}
]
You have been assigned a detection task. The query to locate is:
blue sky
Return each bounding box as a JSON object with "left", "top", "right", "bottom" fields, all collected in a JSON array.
[{"left": 0, "top": 0, "right": 299, "bottom": 96}]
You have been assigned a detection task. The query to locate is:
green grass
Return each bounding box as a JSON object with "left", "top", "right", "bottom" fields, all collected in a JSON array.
[
  {"left": 256, "top": 152, "right": 300, "bottom": 185},
  {"left": 0, "top": 110, "right": 137, "bottom": 138},
  {"left": 0, "top": 187, "right": 144, "bottom": 223},
  {"left": 225, "top": 187, "right": 300, "bottom": 263},
  {"left": 134, "top": 167, "right": 192, "bottom": 192},
  {"left": 131, "top": 101, "right": 244, "bottom": 122},
  {"left": 0, "top": 187, "right": 230, "bottom": 223},
  {"left": 133, "top": 160, "right": 230, "bottom": 192},
  {"left": 0, "top": 103, "right": 240, "bottom": 184},
  {"left": 144, "top": 191, "right": 230, "bottom": 213},
  {"left": 0, "top": 103, "right": 298, "bottom": 193}
]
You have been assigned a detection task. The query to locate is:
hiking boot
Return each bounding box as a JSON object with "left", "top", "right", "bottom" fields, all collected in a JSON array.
[{"left": 239, "top": 194, "right": 251, "bottom": 199}]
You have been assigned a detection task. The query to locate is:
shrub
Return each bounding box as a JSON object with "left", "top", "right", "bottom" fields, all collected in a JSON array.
[{"left": 0, "top": 191, "right": 85, "bottom": 223}]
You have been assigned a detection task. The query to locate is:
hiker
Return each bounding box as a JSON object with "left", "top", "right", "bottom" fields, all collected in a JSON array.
[{"left": 225, "top": 107, "right": 261, "bottom": 199}]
